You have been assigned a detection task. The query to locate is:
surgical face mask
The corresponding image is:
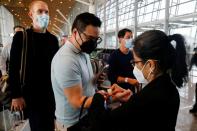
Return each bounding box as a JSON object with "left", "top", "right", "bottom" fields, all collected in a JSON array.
[
  {"left": 36, "top": 14, "right": 49, "bottom": 29},
  {"left": 125, "top": 38, "right": 133, "bottom": 49},
  {"left": 133, "top": 65, "right": 148, "bottom": 84},
  {"left": 133, "top": 61, "right": 154, "bottom": 87}
]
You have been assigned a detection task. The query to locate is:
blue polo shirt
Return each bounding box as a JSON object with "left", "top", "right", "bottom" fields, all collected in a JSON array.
[{"left": 51, "top": 40, "right": 96, "bottom": 127}]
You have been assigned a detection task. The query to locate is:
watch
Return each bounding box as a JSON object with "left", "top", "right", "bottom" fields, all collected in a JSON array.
[{"left": 125, "top": 77, "right": 128, "bottom": 83}]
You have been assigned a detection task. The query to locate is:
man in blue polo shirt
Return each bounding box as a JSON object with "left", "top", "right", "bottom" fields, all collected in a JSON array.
[{"left": 51, "top": 12, "right": 102, "bottom": 130}]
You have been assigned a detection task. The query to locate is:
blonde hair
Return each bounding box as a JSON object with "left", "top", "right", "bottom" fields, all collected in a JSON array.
[{"left": 29, "top": 0, "right": 48, "bottom": 12}]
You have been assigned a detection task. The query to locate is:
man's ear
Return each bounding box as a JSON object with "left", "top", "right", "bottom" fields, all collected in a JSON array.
[
  {"left": 119, "top": 38, "right": 123, "bottom": 44},
  {"left": 28, "top": 11, "right": 33, "bottom": 19},
  {"left": 72, "top": 28, "right": 78, "bottom": 36}
]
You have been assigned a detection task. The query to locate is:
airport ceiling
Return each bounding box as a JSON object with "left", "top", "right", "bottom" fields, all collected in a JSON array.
[{"left": 0, "top": 0, "right": 76, "bottom": 33}]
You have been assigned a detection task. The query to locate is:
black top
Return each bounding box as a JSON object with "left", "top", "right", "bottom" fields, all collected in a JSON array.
[
  {"left": 189, "top": 53, "right": 197, "bottom": 70},
  {"left": 9, "top": 28, "right": 59, "bottom": 108},
  {"left": 88, "top": 74, "right": 180, "bottom": 131},
  {"left": 108, "top": 49, "right": 135, "bottom": 90}
]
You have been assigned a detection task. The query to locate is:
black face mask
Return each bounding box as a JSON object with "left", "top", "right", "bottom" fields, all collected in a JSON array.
[
  {"left": 80, "top": 39, "right": 98, "bottom": 54},
  {"left": 75, "top": 30, "right": 102, "bottom": 54}
]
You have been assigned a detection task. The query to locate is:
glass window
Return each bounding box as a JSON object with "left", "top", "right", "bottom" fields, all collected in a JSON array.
[
  {"left": 106, "top": 33, "right": 116, "bottom": 49},
  {"left": 158, "top": 9, "right": 165, "bottom": 19},
  {"left": 178, "top": 1, "right": 196, "bottom": 15}
]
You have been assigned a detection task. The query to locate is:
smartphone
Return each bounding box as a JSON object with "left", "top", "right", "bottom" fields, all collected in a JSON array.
[{"left": 99, "top": 64, "right": 109, "bottom": 74}]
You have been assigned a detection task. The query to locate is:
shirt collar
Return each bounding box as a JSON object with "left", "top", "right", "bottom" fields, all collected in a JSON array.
[{"left": 66, "top": 40, "right": 81, "bottom": 54}]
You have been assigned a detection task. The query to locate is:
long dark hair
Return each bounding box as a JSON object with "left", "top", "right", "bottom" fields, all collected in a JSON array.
[{"left": 133, "top": 30, "right": 188, "bottom": 88}]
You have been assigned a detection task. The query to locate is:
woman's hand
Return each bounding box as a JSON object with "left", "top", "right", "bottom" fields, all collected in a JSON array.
[{"left": 111, "top": 84, "right": 133, "bottom": 102}]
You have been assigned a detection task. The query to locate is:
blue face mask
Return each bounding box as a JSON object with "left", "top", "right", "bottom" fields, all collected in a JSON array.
[
  {"left": 36, "top": 14, "right": 49, "bottom": 29},
  {"left": 125, "top": 38, "right": 133, "bottom": 49}
]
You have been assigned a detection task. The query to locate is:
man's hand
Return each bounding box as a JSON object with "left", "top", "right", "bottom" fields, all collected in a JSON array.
[
  {"left": 97, "top": 90, "right": 109, "bottom": 100},
  {"left": 11, "top": 97, "right": 26, "bottom": 111},
  {"left": 1, "top": 74, "right": 8, "bottom": 81},
  {"left": 117, "top": 77, "right": 139, "bottom": 87},
  {"left": 97, "top": 73, "right": 107, "bottom": 84},
  {"left": 92, "top": 72, "right": 107, "bottom": 86}
]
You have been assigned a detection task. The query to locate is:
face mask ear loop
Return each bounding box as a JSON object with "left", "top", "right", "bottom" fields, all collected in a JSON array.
[
  {"left": 141, "top": 60, "right": 148, "bottom": 72},
  {"left": 77, "top": 30, "right": 84, "bottom": 44},
  {"left": 141, "top": 60, "right": 153, "bottom": 81},
  {"left": 146, "top": 67, "right": 154, "bottom": 81},
  {"left": 74, "top": 30, "right": 83, "bottom": 48}
]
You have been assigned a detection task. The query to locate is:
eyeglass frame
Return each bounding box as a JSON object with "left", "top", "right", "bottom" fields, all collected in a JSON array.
[
  {"left": 130, "top": 59, "right": 159, "bottom": 67},
  {"left": 130, "top": 60, "right": 143, "bottom": 67},
  {"left": 78, "top": 30, "right": 102, "bottom": 44}
]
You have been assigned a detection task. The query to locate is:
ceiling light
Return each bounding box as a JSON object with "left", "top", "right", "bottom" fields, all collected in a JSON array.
[
  {"left": 4, "top": 3, "right": 7, "bottom": 5},
  {"left": 25, "top": 8, "right": 27, "bottom": 11},
  {"left": 12, "top": 10, "right": 14, "bottom": 12},
  {"left": 69, "top": 6, "right": 71, "bottom": 9},
  {"left": 60, "top": 1, "right": 63, "bottom": 4},
  {"left": 50, "top": 0, "right": 53, "bottom": 1},
  {"left": 15, "top": 14, "right": 17, "bottom": 15},
  {"left": 19, "top": 1, "right": 21, "bottom": 4}
]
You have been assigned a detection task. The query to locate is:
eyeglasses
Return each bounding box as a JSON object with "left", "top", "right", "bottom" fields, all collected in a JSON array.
[
  {"left": 130, "top": 59, "right": 159, "bottom": 67},
  {"left": 81, "top": 32, "right": 102, "bottom": 44},
  {"left": 130, "top": 60, "right": 143, "bottom": 67}
]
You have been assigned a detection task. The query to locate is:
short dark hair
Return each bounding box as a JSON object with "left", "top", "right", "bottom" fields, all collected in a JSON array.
[
  {"left": 71, "top": 12, "right": 102, "bottom": 32},
  {"left": 13, "top": 25, "right": 24, "bottom": 31},
  {"left": 118, "top": 28, "right": 132, "bottom": 38},
  {"left": 133, "top": 30, "right": 188, "bottom": 88}
]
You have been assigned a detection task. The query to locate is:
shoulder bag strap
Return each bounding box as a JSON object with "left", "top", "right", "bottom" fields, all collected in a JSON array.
[
  {"left": 79, "top": 96, "right": 89, "bottom": 121},
  {"left": 20, "top": 30, "right": 28, "bottom": 87}
]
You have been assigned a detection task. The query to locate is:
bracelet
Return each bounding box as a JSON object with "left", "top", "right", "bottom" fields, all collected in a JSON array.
[{"left": 125, "top": 77, "right": 128, "bottom": 83}]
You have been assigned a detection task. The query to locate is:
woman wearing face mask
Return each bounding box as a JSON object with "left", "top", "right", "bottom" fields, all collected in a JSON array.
[{"left": 87, "top": 30, "right": 188, "bottom": 131}]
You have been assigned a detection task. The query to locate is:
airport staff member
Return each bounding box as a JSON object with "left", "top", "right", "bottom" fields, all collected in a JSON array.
[{"left": 88, "top": 30, "right": 188, "bottom": 131}]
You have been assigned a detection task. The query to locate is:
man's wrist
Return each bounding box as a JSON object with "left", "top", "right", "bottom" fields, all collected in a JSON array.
[{"left": 125, "top": 77, "right": 128, "bottom": 83}]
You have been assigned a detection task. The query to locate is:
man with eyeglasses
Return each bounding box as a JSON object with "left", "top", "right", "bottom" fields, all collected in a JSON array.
[
  {"left": 108, "top": 28, "right": 139, "bottom": 92},
  {"left": 51, "top": 12, "right": 102, "bottom": 130}
]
